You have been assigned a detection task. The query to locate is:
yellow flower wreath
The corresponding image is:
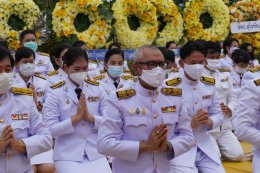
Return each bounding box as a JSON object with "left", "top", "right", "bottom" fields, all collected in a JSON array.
[
  {"left": 0, "top": 0, "right": 41, "bottom": 50},
  {"left": 112, "top": 0, "right": 158, "bottom": 49},
  {"left": 52, "top": 0, "right": 111, "bottom": 49},
  {"left": 230, "top": 0, "right": 260, "bottom": 51},
  {"left": 183, "top": 0, "right": 230, "bottom": 41},
  {"left": 150, "top": 0, "right": 183, "bottom": 46}
]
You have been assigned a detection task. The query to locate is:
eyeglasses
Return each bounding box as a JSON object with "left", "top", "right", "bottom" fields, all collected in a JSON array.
[{"left": 136, "top": 61, "right": 169, "bottom": 70}]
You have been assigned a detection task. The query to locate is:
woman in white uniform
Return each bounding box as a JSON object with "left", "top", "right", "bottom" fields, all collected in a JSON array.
[
  {"left": 240, "top": 42, "right": 259, "bottom": 68},
  {"left": 230, "top": 49, "right": 250, "bottom": 97},
  {"left": 43, "top": 47, "right": 111, "bottom": 173},
  {"left": 0, "top": 46, "right": 52, "bottom": 173},
  {"left": 12, "top": 47, "right": 55, "bottom": 173}
]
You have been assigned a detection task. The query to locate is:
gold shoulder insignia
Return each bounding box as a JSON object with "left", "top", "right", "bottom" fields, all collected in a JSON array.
[
  {"left": 218, "top": 68, "right": 231, "bottom": 73},
  {"left": 99, "top": 70, "right": 105, "bottom": 74},
  {"left": 170, "top": 68, "right": 179, "bottom": 73},
  {"left": 85, "top": 79, "right": 99, "bottom": 86},
  {"left": 121, "top": 75, "right": 134, "bottom": 80},
  {"left": 89, "top": 60, "right": 97, "bottom": 64},
  {"left": 124, "top": 69, "right": 131, "bottom": 73},
  {"left": 47, "top": 70, "right": 59, "bottom": 77},
  {"left": 161, "top": 88, "right": 182, "bottom": 97},
  {"left": 93, "top": 74, "right": 105, "bottom": 81},
  {"left": 34, "top": 74, "right": 46, "bottom": 80},
  {"left": 10, "top": 87, "right": 33, "bottom": 96},
  {"left": 200, "top": 76, "right": 215, "bottom": 85},
  {"left": 250, "top": 66, "right": 260, "bottom": 73},
  {"left": 116, "top": 89, "right": 136, "bottom": 100},
  {"left": 50, "top": 81, "right": 65, "bottom": 89},
  {"left": 254, "top": 79, "right": 260, "bottom": 86},
  {"left": 38, "top": 52, "right": 50, "bottom": 57},
  {"left": 165, "top": 77, "right": 182, "bottom": 86}
]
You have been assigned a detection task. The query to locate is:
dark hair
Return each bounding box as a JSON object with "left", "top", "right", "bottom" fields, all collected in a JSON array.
[
  {"left": 19, "top": 30, "right": 36, "bottom": 42},
  {"left": 166, "top": 41, "right": 176, "bottom": 49},
  {"left": 15, "top": 47, "right": 35, "bottom": 63},
  {"left": 72, "top": 40, "right": 86, "bottom": 48},
  {"left": 108, "top": 43, "right": 121, "bottom": 50},
  {"left": 104, "top": 48, "right": 124, "bottom": 63},
  {"left": 240, "top": 42, "right": 253, "bottom": 51},
  {"left": 204, "top": 41, "right": 221, "bottom": 55},
  {"left": 232, "top": 49, "right": 250, "bottom": 64},
  {"left": 223, "top": 38, "right": 239, "bottom": 55},
  {"left": 0, "top": 41, "right": 8, "bottom": 49},
  {"left": 158, "top": 47, "right": 175, "bottom": 63},
  {"left": 0, "top": 46, "right": 14, "bottom": 68},
  {"left": 180, "top": 41, "right": 205, "bottom": 60},
  {"left": 53, "top": 44, "right": 70, "bottom": 59},
  {"left": 63, "top": 47, "right": 88, "bottom": 67}
]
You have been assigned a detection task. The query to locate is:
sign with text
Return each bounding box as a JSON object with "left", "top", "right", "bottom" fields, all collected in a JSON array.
[
  {"left": 230, "top": 21, "right": 260, "bottom": 34},
  {"left": 88, "top": 49, "right": 135, "bottom": 61}
]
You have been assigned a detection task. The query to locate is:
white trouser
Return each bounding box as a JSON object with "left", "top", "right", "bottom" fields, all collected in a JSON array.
[
  {"left": 210, "top": 130, "right": 244, "bottom": 161},
  {"left": 55, "top": 156, "right": 112, "bottom": 173},
  {"left": 173, "top": 149, "right": 226, "bottom": 173}
]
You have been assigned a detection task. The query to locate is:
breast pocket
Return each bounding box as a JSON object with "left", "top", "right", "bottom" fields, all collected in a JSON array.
[
  {"left": 124, "top": 117, "right": 148, "bottom": 140},
  {"left": 12, "top": 120, "right": 30, "bottom": 139},
  {"left": 162, "top": 114, "right": 179, "bottom": 138}
]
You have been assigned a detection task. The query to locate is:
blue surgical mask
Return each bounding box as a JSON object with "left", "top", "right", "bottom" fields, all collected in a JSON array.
[
  {"left": 108, "top": 66, "right": 123, "bottom": 79},
  {"left": 24, "top": 41, "right": 38, "bottom": 52}
]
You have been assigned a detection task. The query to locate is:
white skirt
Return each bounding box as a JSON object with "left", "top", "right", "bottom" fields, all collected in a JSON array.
[
  {"left": 31, "top": 149, "right": 54, "bottom": 165},
  {"left": 55, "top": 157, "right": 112, "bottom": 173}
]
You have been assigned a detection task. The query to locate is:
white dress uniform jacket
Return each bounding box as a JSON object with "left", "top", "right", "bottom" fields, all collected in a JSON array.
[
  {"left": 0, "top": 88, "right": 52, "bottom": 173},
  {"left": 236, "top": 78, "right": 260, "bottom": 173},
  {"left": 34, "top": 52, "right": 54, "bottom": 77},
  {"left": 220, "top": 55, "right": 233, "bottom": 69},
  {"left": 46, "top": 68, "right": 68, "bottom": 85},
  {"left": 165, "top": 72, "right": 224, "bottom": 171},
  {"left": 44, "top": 78, "right": 107, "bottom": 162},
  {"left": 97, "top": 81, "right": 194, "bottom": 173},
  {"left": 230, "top": 67, "right": 244, "bottom": 97},
  {"left": 99, "top": 73, "right": 134, "bottom": 95},
  {"left": 242, "top": 66, "right": 260, "bottom": 85}
]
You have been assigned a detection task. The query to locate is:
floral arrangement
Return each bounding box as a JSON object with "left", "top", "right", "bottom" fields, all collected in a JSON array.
[
  {"left": 0, "top": 0, "right": 41, "bottom": 50},
  {"left": 112, "top": 0, "right": 158, "bottom": 49},
  {"left": 230, "top": 0, "right": 260, "bottom": 51},
  {"left": 150, "top": 0, "right": 183, "bottom": 46},
  {"left": 52, "top": 0, "right": 111, "bottom": 49},
  {"left": 183, "top": 0, "right": 230, "bottom": 41}
]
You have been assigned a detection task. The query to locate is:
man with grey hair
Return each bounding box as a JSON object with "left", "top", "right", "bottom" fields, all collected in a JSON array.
[{"left": 97, "top": 45, "right": 194, "bottom": 173}]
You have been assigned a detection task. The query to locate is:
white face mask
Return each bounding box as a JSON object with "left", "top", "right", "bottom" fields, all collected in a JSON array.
[
  {"left": 184, "top": 63, "right": 204, "bottom": 80},
  {"left": 19, "top": 63, "right": 35, "bottom": 77},
  {"left": 140, "top": 67, "right": 166, "bottom": 88},
  {"left": 229, "top": 47, "right": 239, "bottom": 54},
  {"left": 0, "top": 72, "right": 14, "bottom": 94},
  {"left": 234, "top": 65, "right": 248, "bottom": 74},
  {"left": 206, "top": 59, "right": 221, "bottom": 71},
  {"left": 70, "top": 72, "right": 88, "bottom": 85}
]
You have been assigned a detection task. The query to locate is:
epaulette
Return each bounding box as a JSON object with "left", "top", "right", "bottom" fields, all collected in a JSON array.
[
  {"left": 10, "top": 87, "right": 33, "bottom": 96},
  {"left": 165, "top": 77, "right": 182, "bottom": 86},
  {"left": 93, "top": 74, "right": 105, "bottom": 80},
  {"left": 34, "top": 74, "right": 46, "bottom": 80},
  {"left": 218, "top": 68, "right": 231, "bottom": 73},
  {"left": 116, "top": 89, "right": 136, "bottom": 100},
  {"left": 47, "top": 70, "right": 59, "bottom": 77},
  {"left": 250, "top": 66, "right": 260, "bottom": 73},
  {"left": 89, "top": 60, "right": 97, "bottom": 64},
  {"left": 254, "top": 79, "right": 260, "bottom": 86},
  {"left": 50, "top": 81, "right": 65, "bottom": 89},
  {"left": 121, "top": 75, "right": 134, "bottom": 80},
  {"left": 170, "top": 68, "right": 179, "bottom": 73},
  {"left": 161, "top": 88, "right": 182, "bottom": 97},
  {"left": 38, "top": 52, "right": 49, "bottom": 57},
  {"left": 100, "top": 70, "right": 105, "bottom": 74},
  {"left": 200, "top": 76, "right": 215, "bottom": 85},
  {"left": 124, "top": 69, "right": 131, "bottom": 73},
  {"left": 85, "top": 79, "right": 99, "bottom": 86}
]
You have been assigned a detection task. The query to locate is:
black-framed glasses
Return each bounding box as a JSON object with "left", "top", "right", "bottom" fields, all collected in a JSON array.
[{"left": 136, "top": 61, "right": 169, "bottom": 70}]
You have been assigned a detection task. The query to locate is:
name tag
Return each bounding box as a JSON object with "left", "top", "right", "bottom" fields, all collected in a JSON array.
[
  {"left": 88, "top": 96, "right": 99, "bottom": 102},
  {"left": 221, "top": 78, "right": 228, "bottom": 82},
  {"left": 202, "top": 95, "right": 212, "bottom": 99},
  {"left": 36, "top": 91, "right": 45, "bottom": 96}
]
